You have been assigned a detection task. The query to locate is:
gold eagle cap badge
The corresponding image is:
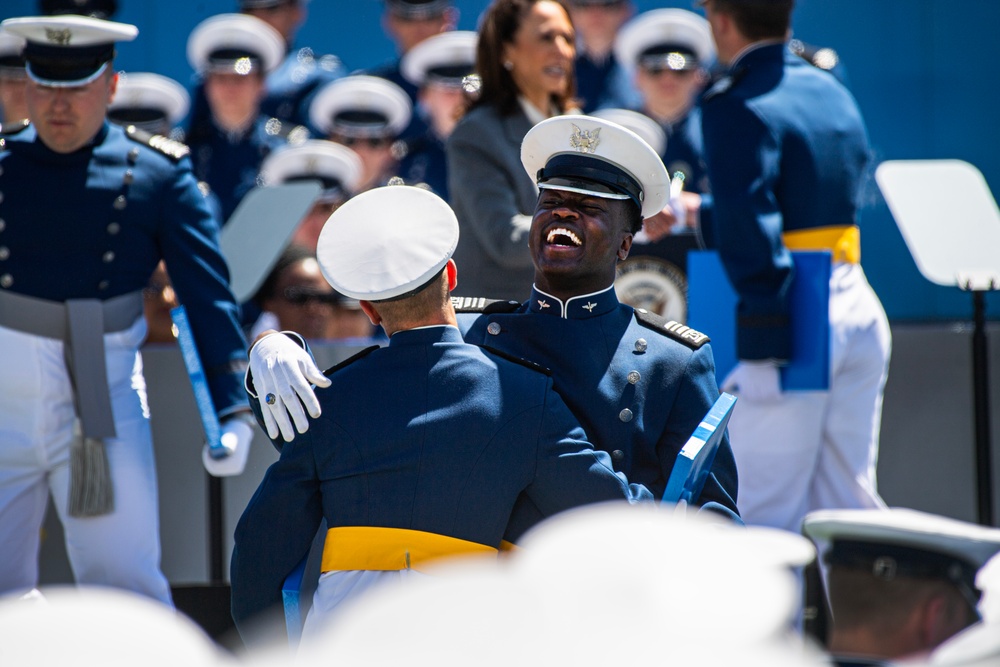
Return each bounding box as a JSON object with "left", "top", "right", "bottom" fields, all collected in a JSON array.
[
  {"left": 45, "top": 28, "right": 72, "bottom": 46},
  {"left": 569, "top": 124, "right": 600, "bottom": 154}
]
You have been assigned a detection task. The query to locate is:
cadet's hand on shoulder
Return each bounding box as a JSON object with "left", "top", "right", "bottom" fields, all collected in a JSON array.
[
  {"left": 202, "top": 414, "right": 254, "bottom": 477},
  {"left": 721, "top": 360, "right": 782, "bottom": 403},
  {"left": 250, "top": 332, "right": 331, "bottom": 442}
]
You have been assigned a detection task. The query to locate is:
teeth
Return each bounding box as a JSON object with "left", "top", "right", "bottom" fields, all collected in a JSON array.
[{"left": 546, "top": 227, "right": 582, "bottom": 246}]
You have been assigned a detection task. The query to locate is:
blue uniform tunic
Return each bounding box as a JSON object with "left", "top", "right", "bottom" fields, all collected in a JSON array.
[
  {"left": 456, "top": 285, "right": 739, "bottom": 522},
  {"left": 261, "top": 46, "right": 346, "bottom": 127},
  {"left": 186, "top": 111, "right": 292, "bottom": 223},
  {"left": 0, "top": 120, "right": 247, "bottom": 413},
  {"left": 396, "top": 129, "right": 449, "bottom": 199},
  {"left": 232, "top": 325, "right": 649, "bottom": 629},
  {"left": 575, "top": 51, "right": 642, "bottom": 114},
  {"left": 699, "top": 44, "right": 870, "bottom": 360}
]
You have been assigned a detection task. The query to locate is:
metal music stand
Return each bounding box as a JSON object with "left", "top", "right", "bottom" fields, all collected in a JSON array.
[{"left": 876, "top": 160, "right": 1000, "bottom": 526}]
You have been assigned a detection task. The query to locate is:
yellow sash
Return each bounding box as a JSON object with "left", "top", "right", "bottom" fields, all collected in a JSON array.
[
  {"left": 782, "top": 225, "right": 860, "bottom": 264},
  {"left": 321, "top": 526, "right": 498, "bottom": 573}
]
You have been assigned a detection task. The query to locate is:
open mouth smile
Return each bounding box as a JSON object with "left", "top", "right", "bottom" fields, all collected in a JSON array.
[{"left": 546, "top": 227, "right": 582, "bottom": 247}]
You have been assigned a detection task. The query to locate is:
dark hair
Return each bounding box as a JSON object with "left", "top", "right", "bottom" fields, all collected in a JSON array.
[
  {"left": 467, "top": 0, "right": 577, "bottom": 117},
  {"left": 711, "top": 0, "right": 794, "bottom": 42},
  {"left": 618, "top": 199, "right": 643, "bottom": 235},
  {"left": 253, "top": 244, "right": 315, "bottom": 306}
]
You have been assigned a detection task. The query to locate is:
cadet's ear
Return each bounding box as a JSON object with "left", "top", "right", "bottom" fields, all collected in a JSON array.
[
  {"left": 359, "top": 300, "right": 381, "bottom": 326},
  {"left": 618, "top": 233, "right": 633, "bottom": 262},
  {"left": 446, "top": 259, "right": 458, "bottom": 291}
]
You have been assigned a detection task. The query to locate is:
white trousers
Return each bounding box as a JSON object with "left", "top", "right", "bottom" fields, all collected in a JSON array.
[
  {"left": 729, "top": 263, "right": 892, "bottom": 533},
  {"left": 0, "top": 318, "right": 172, "bottom": 604},
  {"left": 300, "top": 569, "right": 425, "bottom": 645}
]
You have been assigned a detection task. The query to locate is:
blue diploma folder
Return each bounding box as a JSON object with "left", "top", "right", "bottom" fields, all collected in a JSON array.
[
  {"left": 687, "top": 250, "right": 831, "bottom": 391},
  {"left": 662, "top": 392, "right": 738, "bottom": 505}
]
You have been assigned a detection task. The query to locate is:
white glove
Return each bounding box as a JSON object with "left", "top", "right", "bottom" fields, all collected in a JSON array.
[
  {"left": 249, "top": 332, "right": 331, "bottom": 442},
  {"left": 721, "top": 360, "right": 783, "bottom": 403},
  {"left": 202, "top": 416, "right": 253, "bottom": 477}
]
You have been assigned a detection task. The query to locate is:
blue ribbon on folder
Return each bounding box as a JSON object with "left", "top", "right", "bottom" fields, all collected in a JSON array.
[
  {"left": 662, "top": 392, "right": 737, "bottom": 505},
  {"left": 170, "top": 305, "right": 225, "bottom": 458}
]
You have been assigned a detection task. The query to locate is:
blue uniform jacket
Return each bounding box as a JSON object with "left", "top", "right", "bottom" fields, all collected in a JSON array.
[
  {"left": 0, "top": 121, "right": 247, "bottom": 414},
  {"left": 575, "top": 52, "right": 642, "bottom": 114},
  {"left": 186, "top": 110, "right": 292, "bottom": 223},
  {"left": 232, "top": 325, "right": 650, "bottom": 628},
  {"left": 456, "top": 286, "right": 739, "bottom": 530},
  {"left": 262, "top": 46, "right": 346, "bottom": 127},
  {"left": 699, "top": 43, "right": 870, "bottom": 360},
  {"left": 397, "top": 129, "right": 449, "bottom": 200}
]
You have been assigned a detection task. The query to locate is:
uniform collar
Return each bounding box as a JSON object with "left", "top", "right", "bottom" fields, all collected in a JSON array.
[
  {"left": 388, "top": 324, "right": 463, "bottom": 346},
  {"left": 729, "top": 40, "right": 786, "bottom": 71},
  {"left": 528, "top": 284, "right": 618, "bottom": 319}
]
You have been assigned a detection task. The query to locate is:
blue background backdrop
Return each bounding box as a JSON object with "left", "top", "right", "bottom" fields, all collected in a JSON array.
[{"left": 3, "top": 0, "right": 999, "bottom": 322}]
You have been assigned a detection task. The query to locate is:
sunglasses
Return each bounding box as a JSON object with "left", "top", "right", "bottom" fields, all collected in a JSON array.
[
  {"left": 282, "top": 287, "right": 341, "bottom": 306},
  {"left": 337, "top": 135, "right": 393, "bottom": 149}
]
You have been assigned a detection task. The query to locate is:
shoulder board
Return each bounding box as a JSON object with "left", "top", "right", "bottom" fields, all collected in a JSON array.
[
  {"left": 263, "top": 117, "right": 310, "bottom": 144},
  {"left": 450, "top": 296, "right": 521, "bottom": 314},
  {"left": 322, "top": 345, "right": 380, "bottom": 377},
  {"left": 0, "top": 119, "right": 30, "bottom": 137},
  {"left": 701, "top": 66, "right": 746, "bottom": 103},
  {"left": 125, "top": 125, "right": 190, "bottom": 161},
  {"left": 634, "top": 309, "right": 710, "bottom": 350},
  {"left": 480, "top": 344, "right": 552, "bottom": 377}
]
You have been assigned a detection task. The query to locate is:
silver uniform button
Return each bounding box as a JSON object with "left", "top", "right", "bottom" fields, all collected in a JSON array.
[
  {"left": 128, "top": 148, "right": 140, "bottom": 163},
  {"left": 634, "top": 338, "right": 647, "bottom": 353},
  {"left": 627, "top": 370, "right": 641, "bottom": 385},
  {"left": 0, "top": 246, "right": 8, "bottom": 260},
  {"left": 123, "top": 169, "right": 134, "bottom": 185},
  {"left": 0, "top": 273, "right": 11, "bottom": 288},
  {"left": 98, "top": 280, "right": 109, "bottom": 290},
  {"left": 102, "top": 251, "right": 115, "bottom": 263},
  {"left": 107, "top": 222, "right": 120, "bottom": 235},
  {"left": 113, "top": 195, "right": 127, "bottom": 210},
  {"left": 619, "top": 408, "right": 633, "bottom": 423},
  {"left": 487, "top": 322, "right": 501, "bottom": 336},
  {"left": 611, "top": 449, "right": 624, "bottom": 462},
  {"left": 0, "top": 218, "right": 5, "bottom": 232}
]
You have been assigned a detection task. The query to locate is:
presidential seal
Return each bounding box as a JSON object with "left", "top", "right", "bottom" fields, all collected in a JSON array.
[{"left": 614, "top": 257, "right": 688, "bottom": 323}]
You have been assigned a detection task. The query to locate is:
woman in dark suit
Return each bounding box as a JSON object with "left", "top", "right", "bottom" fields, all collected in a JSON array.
[{"left": 446, "top": 0, "right": 577, "bottom": 301}]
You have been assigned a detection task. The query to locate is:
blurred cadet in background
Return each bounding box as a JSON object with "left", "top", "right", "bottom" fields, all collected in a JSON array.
[
  {"left": 396, "top": 29, "right": 476, "bottom": 199},
  {"left": 0, "top": 32, "right": 27, "bottom": 126},
  {"left": 258, "top": 138, "right": 363, "bottom": 251},
  {"left": 185, "top": 13, "right": 304, "bottom": 223},
  {"left": 239, "top": 0, "right": 347, "bottom": 126},
  {"left": 309, "top": 74, "right": 411, "bottom": 193},
  {"left": 564, "top": 0, "right": 641, "bottom": 113},
  {"left": 108, "top": 71, "right": 190, "bottom": 138}
]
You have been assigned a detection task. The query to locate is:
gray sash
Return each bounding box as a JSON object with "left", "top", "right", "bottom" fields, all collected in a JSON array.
[{"left": 0, "top": 289, "right": 144, "bottom": 516}]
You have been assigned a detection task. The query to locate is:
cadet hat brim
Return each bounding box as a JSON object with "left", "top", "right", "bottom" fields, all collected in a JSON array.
[
  {"left": 108, "top": 71, "right": 190, "bottom": 128},
  {"left": 0, "top": 32, "right": 26, "bottom": 72},
  {"left": 803, "top": 507, "right": 1000, "bottom": 600},
  {"left": 591, "top": 107, "right": 667, "bottom": 156},
  {"left": 1, "top": 15, "right": 136, "bottom": 87},
  {"left": 186, "top": 13, "right": 284, "bottom": 76},
  {"left": 400, "top": 30, "right": 476, "bottom": 88},
  {"left": 260, "top": 139, "right": 364, "bottom": 203},
  {"left": 316, "top": 185, "right": 459, "bottom": 302},
  {"left": 521, "top": 114, "right": 670, "bottom": 219},
  {"left": 309, "top": 75, "right": 412, "bottom": 139},
  {"left": 614, "top": 9, "right": 714, "bottom": 75},
  {"left": 386, "top": 0, "right": 453, "bottom": 20}
]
